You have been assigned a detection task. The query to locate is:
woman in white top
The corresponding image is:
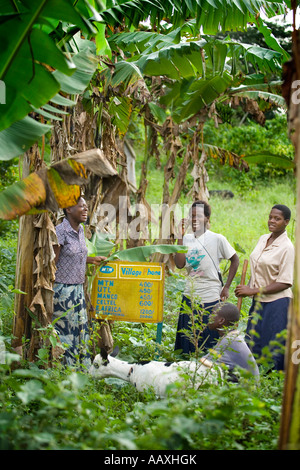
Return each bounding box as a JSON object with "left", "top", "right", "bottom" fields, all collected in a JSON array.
[
  {"left": 174, "top": 200, "right": 239, "bottom": 355},
  {"left": 235, "top": 204, "right": 295, "bottom": 371}
]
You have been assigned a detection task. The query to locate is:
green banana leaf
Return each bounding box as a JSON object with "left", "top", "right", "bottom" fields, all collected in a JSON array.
[
  {"left": 0, "top": 0, "right": 95, "bottom": 132},
  {"left": 86, "top": 230, "right": 188, "bottom": 262},
  {"left": 230, "top": 89, "right": 286, "bottom": 108},
  {"left": 243, "top": 153, "right": 295, "bottom": 169},
  {"left": 108, "top": 244, "right": 188, "bottom": 262},
  {"left": 100, "top": 0, "right": 286, "bottom": 35},
  {"left": 173, "top": 72, "right": 234, "bottom": 122},
  {"left": 0, "top": 44, "right": 98, "bottom": 161},
  {"left": 0, "top": 117, "right": 52, "bottom": 161},
  {"left": 86, "top": 232, "right": 115, "bottom": 258},
  {"left": 85, "top": 233, "right": 188, "bottom": 292}
]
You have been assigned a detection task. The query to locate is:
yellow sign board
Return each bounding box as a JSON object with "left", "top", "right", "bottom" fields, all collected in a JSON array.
[{"left": 91, "top": 260, "right": 165, "bottom": 323}]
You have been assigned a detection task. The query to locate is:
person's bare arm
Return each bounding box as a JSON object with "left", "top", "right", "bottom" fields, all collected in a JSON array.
[
  {"left": 235, "top": 281, "right": 291, "bottom": 298},
  {"left": 220, "top": 253, "right": 239, "bottom": 300},
  {"left": 86, "top": 256, "right": 107, "bottom": 265},
  {"left": 53, "top": 245, "right": 61, "bottom": 264},
  {"left": 174, "top": 218, "right": 187, "bottom": 269}
]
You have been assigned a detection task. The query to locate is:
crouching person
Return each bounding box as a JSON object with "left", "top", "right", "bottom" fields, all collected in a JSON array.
[{"left": 203, "top": 302, "right": 259, "bottom": 380}]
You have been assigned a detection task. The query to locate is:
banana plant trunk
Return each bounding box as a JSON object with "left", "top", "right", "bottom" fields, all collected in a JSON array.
[
  {"left": 13, "top": 212, "right": 35, "bottom": 353},
  {"left": 13, "top": 145, "right": 57, "bottom": 362}
]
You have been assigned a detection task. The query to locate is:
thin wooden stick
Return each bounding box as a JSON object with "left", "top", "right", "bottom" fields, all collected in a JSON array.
[{"left": 237, "top": 259, "right": 248, "bottom": 312}]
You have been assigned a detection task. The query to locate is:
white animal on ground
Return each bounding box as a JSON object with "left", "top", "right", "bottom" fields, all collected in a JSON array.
[{"left": 89, "top": 347, "right": 223, "bottom": 398}]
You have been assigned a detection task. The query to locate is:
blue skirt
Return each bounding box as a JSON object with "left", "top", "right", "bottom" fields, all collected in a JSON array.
[
  {"left": 246, "top": 297, "right": 290, "bottom": 371},
  {"left": 175, "top": 295, "right": 219, "bottom": 355},
  {"left": 52, "top": 283, "right": 91, "bottom": 367}
]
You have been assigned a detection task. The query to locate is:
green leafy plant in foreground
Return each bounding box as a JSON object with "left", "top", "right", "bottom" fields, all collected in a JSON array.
[{"left": 0, "top": 351, "right": 284, "bottom": 450}]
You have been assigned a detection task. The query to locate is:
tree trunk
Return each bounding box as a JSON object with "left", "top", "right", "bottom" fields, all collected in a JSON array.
[{"left": 13, "top": 213, "right": 35, "bottom": 352}]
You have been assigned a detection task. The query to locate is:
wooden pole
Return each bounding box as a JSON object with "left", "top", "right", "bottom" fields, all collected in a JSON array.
[{"left": 237, "top": 259, "right": 248, "bottom": 312}]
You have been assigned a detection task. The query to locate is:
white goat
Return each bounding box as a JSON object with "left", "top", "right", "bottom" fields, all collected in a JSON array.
[{"left": 89, "top": 348, "right": 222, "bottom": 398}]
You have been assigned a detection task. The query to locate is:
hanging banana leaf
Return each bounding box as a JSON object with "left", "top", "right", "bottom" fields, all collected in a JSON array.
[
  {"left": 52, "top": 47, "right": 98, "bottom": 95},
  {"left": 85, "top": 230, "right": 188, "bottom": 262},
  {"left": 109, "top": 96, "right": 133, "bottom": 135},
  {"left": 223, "top": 38, "right": 283, "bottom": 73},
  {"left": 243, "top": 153, "right": 295, "bottom": 169},
  {"left": 108, "top": 30, "right": 179, "bottom": 55},
  {"left": 204, "top": 144, "right": 249, "bottom": 171},
  {"left": 0, "top": 149, "right": 118, "bottom": 220},
  {"left": 0, "top": 44, "right": 99, "bottom": 161},
  {"left": 137, "top": 41, "right": 207, "bottom": 79},
  {"left": 230, "top": 89, "right": 286, "bottom": 109},
  {"left": 0, "top": 117, "right": 52, "bottom": 161},
  {"left": 255, "top": 16, "right": 290, "bottom": 63},
  {"left": 0, "top": 0, "right": 95, "bottom": 133},
  {"left": 47, "top": 167, "right": 82, "bottom": 209},
  {"left": 99, "top": 0, "right": 286, "bottom": 34},
  {"left": 101, "top": 60, "right": 143, "bottom": 91},
  {"left": 0, "top": 173, "right": 46, "bottom": 220},
  {"left": 172, "top": 72, "right": 234, "bottom": 122}
]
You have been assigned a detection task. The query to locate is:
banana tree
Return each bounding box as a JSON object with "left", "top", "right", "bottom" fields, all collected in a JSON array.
[{"left": 99, "top": 0, "right": 287, "bottom": 34}]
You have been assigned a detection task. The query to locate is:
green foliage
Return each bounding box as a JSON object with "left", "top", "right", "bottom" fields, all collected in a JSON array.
[
  {"left": 0, "top": 42, "right": 98, "bottom": 161},
  {"left": 0, "top": 329, "right": 284, "bottom": 450},
  {"left": 108, "top": 244, "right": 188, "bottom": 262},
  {"left": 100, "top": 0, "right": 286, "bottom": 35},
  {"left": 0, "top": 0, "right": 94, "bottom": 132},
  {"left": 0, "top": 239, "right": 18, "bottom": 337},
  {"left": 0, "top": 2, "right": 100, "bottom": 161},
  {"left": 86, "top": 231, "right": 189, "bottom": 262},
  {"left": 204, "top": 113, "right": 295, "bottom": 189},
  {"left": 0, "top": 159, "right": 19, "bottom": 234}
]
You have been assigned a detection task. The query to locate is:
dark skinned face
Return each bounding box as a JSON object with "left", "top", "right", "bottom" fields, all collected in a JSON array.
[
  {"left": 190, "top": 206, "right": 209, "bottom": 236},
  {"left": 66, "top": 197, "right": 88, "bottom": 226},
  {"left": 268, "top": 208, "right": 289, "bottom": 236}
]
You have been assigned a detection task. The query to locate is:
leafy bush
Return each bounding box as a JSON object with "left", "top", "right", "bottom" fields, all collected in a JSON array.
[
  {"left": 204, "top": 113, "right": 295, "bottom": 191},
  {"left": 0, "top": 338, "right": 284, "bottom": 450}
]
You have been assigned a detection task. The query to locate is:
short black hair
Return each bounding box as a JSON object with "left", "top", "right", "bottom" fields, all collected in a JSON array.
[
  {"left": 272, "top": 204, "right": 291, "bottom": 221},
  {"left": 213, "top": 302, "right": 240, "bottom": 325},
  {"left": 191, "top": 200, "right": 211, "bottom": 218},
  {"left": 63, "top": 196, "right": 84, "bottom": 217}
]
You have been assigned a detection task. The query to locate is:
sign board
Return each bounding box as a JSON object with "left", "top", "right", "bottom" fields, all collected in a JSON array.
[{"left": 91, "top": 260, "right": 165, "bottom": 323}]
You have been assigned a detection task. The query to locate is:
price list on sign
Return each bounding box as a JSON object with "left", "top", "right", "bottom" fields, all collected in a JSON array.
[{"left": 91, "top": 260, "right": 165, "bottom": 324}]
